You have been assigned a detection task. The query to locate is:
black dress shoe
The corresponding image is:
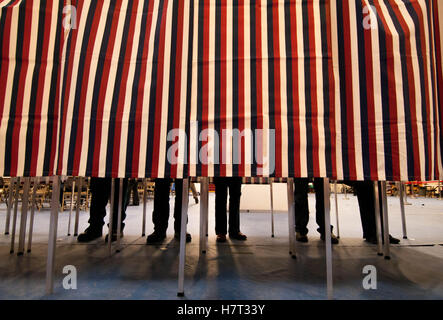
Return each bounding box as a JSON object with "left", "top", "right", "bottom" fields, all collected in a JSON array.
[
  {"left": 229, "top": 232, "right": 247, "bottom": 241},
  {"left": 174, "top": 232, "right": 192, "bottom": 243},
  {"left": 365, "top": 235, "right": 401, "bottom": 245},
  {"left": 216, "top": 234, "right": 227, "bottom": 243},
  {"left": 296, "top": 232, "right": 309, "bottom": 243},
  {"left": 77, "top": 228, "right": 102, "bottom": 243},
  {"left": 105, "top": 231, "right": 124, "bottom": 243},
  {"left": 146, "top": 232, "right": 166, "bottom": 244},
  {"left": 321, "top": 233, "right": 339, "bottom": 244}
]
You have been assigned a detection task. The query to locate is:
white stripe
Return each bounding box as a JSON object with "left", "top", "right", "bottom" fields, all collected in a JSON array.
[
  {"left": 36, "top": 0, "right": 59, "bottom": 176},
  {"left": 78, "top": 1, "right": 110, "bottom": 176},
  {"left": 176, "top": 0, "right": 191, "bottom": 179},
  {"left": 313, "top": 0, "right": 326, "bottom": 178},
  {"left": 0, "top": 5, "right": 19, "bottom": 175},
  {"left": 330, "top": 0, "right": 343, "bottom": 180},
  {"left": 419, "top": 0, "right": 436, "bottom": 179},
  {"left": 138, "top": 0, "right": 160, "bottom": 177},
  {"left": 16, "top": 0, "right": 39, "bottom": 176},
  {"left": 379, "top": 0, "right": 408, "bottom": 181},
  {"left": 225, "top": 1, "right": 233, "bottom": 177},
  {"left": 117, "top": 0, "right": 144, "bottom": 178},
  {"left": 278, "top": 0, "right": 288, "bottom": 177},
  {"left": 260, "top": 0, "right": 269, "bottom": 176},
  {"left": 98, "top": 0, "right": 130, "bottom": 177},
  {"left": 208, "top": 0, "right": 216, "bottom": 176},
  {"left": 189, "top": 0, "right": 199, "bottom": 177},
  {"left": 243, "top": 2, "right": 252, "bottom": 177},
  {"left": 61, "top": 1, "right": 92, "bottom": 175},
  {"left": 348, "top": 0, "right": 364, "bottom": 180},
  {"left": 296, "top": 0, "right": 307, "bottom": 177}
]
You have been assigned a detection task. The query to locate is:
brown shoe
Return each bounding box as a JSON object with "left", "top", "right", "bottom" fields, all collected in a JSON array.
[{"left": 216, "top": 234, "right": 227, "bottom": 243}]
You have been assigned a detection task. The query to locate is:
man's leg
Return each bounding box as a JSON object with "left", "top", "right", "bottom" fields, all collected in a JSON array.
[
  {"left": 152, "top": 178, "right": 172, "bottom": 235},
  {"left": 294, "top": 178, "right": 310, "bottom": 236},
  {"left": 173, "top": 180, "right": 191, "bottom": 242},
  {"left": 314, "top": 178, "right": 338, "bottom": 243},
  {"left": 228, "top": 178, "right": 247, "bottom": 240},
  {"left": 110, "top": 178, "right": 129, "bottom": 233},
  {"left": 214, "top": 178, "right": 228, "bottom": 237}
]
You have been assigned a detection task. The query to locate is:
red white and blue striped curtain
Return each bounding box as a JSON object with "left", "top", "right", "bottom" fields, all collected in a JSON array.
[{"left": 0, "top": 0, "right": 442, "bottom": 181}]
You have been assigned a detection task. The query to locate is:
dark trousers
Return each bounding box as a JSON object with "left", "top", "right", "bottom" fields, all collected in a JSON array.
[
  {"left": 129, "top": 179, "right": 140, "bottom": 205},
  {"left": 294, "top": 178, "right": 332, "bottom": 236},
  {"left": 152, "top": 179, "right": 186, "bottom": 235},
  {"left": 346, "top": 181, "right": 384, "bottom": 239},
  {"left": 88, "top": 178, "right": 129, "bottom": 232},
  {"left": 214, "top": 177, "right": 242, "bottom": 235}
]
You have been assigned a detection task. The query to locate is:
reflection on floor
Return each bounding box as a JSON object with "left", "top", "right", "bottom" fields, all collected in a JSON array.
[{"left": 0, "top": 193, "right": 442, "bottom": 300}]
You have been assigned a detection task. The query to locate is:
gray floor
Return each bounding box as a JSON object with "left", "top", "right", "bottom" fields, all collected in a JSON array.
[{"left": 0, "top": 193, "right": 443, "bottom": 300}]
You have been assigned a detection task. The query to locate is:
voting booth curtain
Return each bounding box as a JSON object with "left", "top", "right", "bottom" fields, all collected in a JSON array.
[{"left": 0, "top": 0, "right": 442, "bottom": 181}]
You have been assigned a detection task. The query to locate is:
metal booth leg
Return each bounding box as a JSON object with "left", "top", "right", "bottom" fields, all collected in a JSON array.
[
  {"left": 380, "top": 181, "right": 391, "bottom": 260},
  {"left": 287, "top": 178, "right": 296, "bottom": 259},
  {"left": 142, "top": 179, "right": 147, "bottom": 237},
  {"left": 46, "top": 176, "right": 60, "bottom": 295},
  {"left": 200, "top": 178, "right": 209, "bottom": 254},
  {"left": 5, "top": 177, "right": 15, "bottom": 235},
  {"left": 108, "top": 179, "right": 115, "bottom": 256},
  {"left": 10, "top": 177, "right": 20, "bottom": 254},
  {"left": 323, "top": 178, "right": 333, "bottom": 300},
  {"left": 27, "top": 178, "right": 38, "bottom": 253},
  {"left": 17, "top": 177, "right": 30, "bottom": 256},
  {"left": 270, "top": 181, "right": 275, "bottom": 238},
  {"left": 374, "top": 182, "right": 383, "bottom": 256},
  {"left": 334, "top": 181, "right": 340, "bottom": 239},
  {"left": 178, "top": 178, "right": 190, "bottom": 297},
  {"left": 116, "top": 179, "right": 123, "bottom": 253},
  {"left": 74, "top": 177, "right": 82, "bottom": 236},
  {"left": 398, "top": 182, "right": 407, "bottom": 239},
  {"left": 67, "top": 179, "right": 75, "bottom": 236}
]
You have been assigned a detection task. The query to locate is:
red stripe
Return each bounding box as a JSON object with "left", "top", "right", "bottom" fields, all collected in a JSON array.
[
  {"left": 72, "top": 0, "right": 105, "bottom": 176},
  {"left": 92, "top": 0, "right": 123, "bottom": 177},
  {"left": 289, "top": 1, "right": 300, "bottom": 177},
  {"left": 30, "top": 0, "right": 54, "bottom": 176},
  {"left": 57, "top": 0, "right": 85, "bottom": 174},
  {"left": 131, "top": 0, "right": 155, "bottom": 178},
  {"left": 325, "top": 1, "right": 336, "bottom": 179},
  {"left": 362, "top": 4, "right": 378, "bottom": 181},
  {"left": 391, "top": 3, "right": 420, "bottom": 180},
  {"left": 170, "top": 0, "right": 185, "bottom": 179},
  {"left": 0, "top": 8, "right": 12, "bottom": 130},
  {"left": 151, "top": 0, "right": 169, "bottom": 178},
  {"left": 219, "top": 0, "right": 227, "bottom": 177},
  {"left": 307, "top": 1, "right": 319, "bottom": 177},
  {"left": 255, "top": 1, "right": 263, "bottom": 175},
  {"left": 412, "top": 1, "right": 432, "bottom": 180},
  {"left": 111, "top": 0, "right": 140, "bottom": 177},
  {"left": 342, "top": 1, "right": 357, "bottom": 180},
  {"left": 10, "top": 0, "right": 33, "bottom": 176},
  {"left": 237, "top": 0, "right": 245, "bottom": 177},
  {"left": 272, "top": 1, "right": 282, "bottom": 177}
]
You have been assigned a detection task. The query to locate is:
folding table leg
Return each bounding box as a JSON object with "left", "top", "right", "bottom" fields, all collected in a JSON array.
[
  {"left": 46, "top": 176, "right": 60, "bottom": 295},
  {"left": 178, "top": 178, "right": 190, "bottom": 297},
  {"left": 67, "top": 179, "right": 75, "bottom": 236},
  {"left": 374, "top": 182, "right": 383, "bottom": 256},
  {"left": 17, "top": 177, "right": 30, "bottom": 256},
  {"left": 74, "top": 177, "right": 82, "bottom": 236},
  {"left": 380, "top": 181, "right": 391, "bottom": 260},
  {"left": 10, "top": 178, "right": 20, "bottom": 254},
  {"left": 270, "top": 182, "right": 275, "bottom": 238},
  {"left": 142, "top": 179, "right": 147, "bottom": 237},
  {"left": 323, "top": 178, "right": 333, "bottom": 300},
  {"left": 287, "top": 178, "right": 296, "bottom": 259},
  {"left": 398, "top": 182, "right": 407, "bottom": 239},
  {"left": 27, "top": 178, "right": 38, "bottom": 253},
  {"left": 334, "top": 181, "right": 340, "bottom": 239},
  {"left": 199, "top": 178, "right": 209, "bottom": 254},
  {"left": 5, "top": 177, "right": 15, "bottom": 235},
  {"left": 108, "top": 179, "right": 115, "bottom": 256},
  {"left": 116, "top": 179, "right": 123, "bottom": 253}
]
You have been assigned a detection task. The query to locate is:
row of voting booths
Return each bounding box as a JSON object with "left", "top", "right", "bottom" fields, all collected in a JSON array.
[{"left": 0, "top": 0, "right": 443, "bottom": 298}]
